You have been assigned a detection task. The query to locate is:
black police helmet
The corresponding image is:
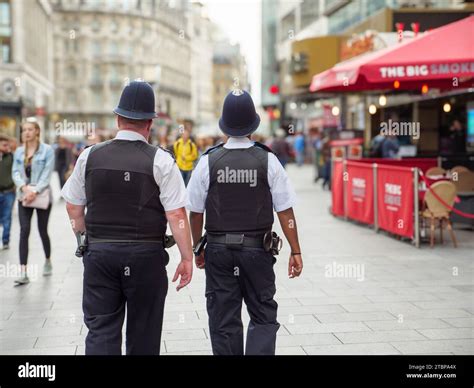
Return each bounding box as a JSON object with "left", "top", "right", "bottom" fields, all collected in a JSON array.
[
  {"left": 113, "top": 80, "right": 157, "bottom": 120},
  {"left": 219, "top": 89, "right": 260, "bottom": 137}
]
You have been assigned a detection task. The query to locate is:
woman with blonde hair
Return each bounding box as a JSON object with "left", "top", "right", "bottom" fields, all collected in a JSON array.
[{"left": 12, "top": 119, "right": 55, "bottom": 285}]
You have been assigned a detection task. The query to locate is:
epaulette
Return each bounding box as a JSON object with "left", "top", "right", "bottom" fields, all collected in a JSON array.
[
  {"left": 203, "top": 142, "right": 225, "bottom": 155},
  {"left": 253, "top": 141, "right": 274, "bottom": 154},
  {"left": 158, "top": 145, "right": 176, "bottom": 161}
]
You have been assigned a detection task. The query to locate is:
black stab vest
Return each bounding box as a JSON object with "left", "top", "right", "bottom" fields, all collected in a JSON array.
[
  {"left": 85, "top": 139, "right": 167, "bottom": 241},
  {"left": 205, "top": 145, "right": 274, "bottom": 234}
]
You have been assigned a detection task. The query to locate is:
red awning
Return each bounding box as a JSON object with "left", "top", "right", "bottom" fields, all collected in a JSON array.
[{"left": 310, "top": 16, "right": 474, "bottom": 93}]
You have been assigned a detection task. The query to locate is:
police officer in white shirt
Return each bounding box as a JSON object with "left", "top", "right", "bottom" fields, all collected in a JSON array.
[
  {"left": 62, "top": 81, "right": 194, "bottom": 355},
  {"left": 187, "top": 90, "right": 303, "bottom": 355}
]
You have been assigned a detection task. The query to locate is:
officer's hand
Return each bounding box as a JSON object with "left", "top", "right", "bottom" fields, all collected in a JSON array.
[
  {"left": 173, "top": 259, "right": 193, "bottom": 291},
  {"left": 288, "top": 254, "right": 303, "bottom": 278},
  {"left": 195, "top": 253, "right": 205, "bottom": 269}
]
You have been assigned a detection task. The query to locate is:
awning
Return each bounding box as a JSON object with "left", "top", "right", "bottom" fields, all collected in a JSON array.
[{"left": 310, "top": 16, "right": 474, "bottom": 93}]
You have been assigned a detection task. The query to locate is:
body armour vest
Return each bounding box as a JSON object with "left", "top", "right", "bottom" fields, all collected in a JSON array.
[
  {"left": 205, "top": 144, "right": 274, "bottom": 234},
  {"left": 85, "top": 139, "right": 167, "bottom": 241}
]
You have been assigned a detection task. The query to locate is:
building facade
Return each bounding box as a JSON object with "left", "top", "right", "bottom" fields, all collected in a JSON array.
[
  {"left": 49, "top": 0, "right": 192, "bottom": 135},
  {"left": 0, "top": 0, "right": 54, "bottom": 139},
  {"left": 188, "top": 1, "right": 215, "bottom": 131},
  {"left": 212, "top": 37, "right": 248, "bottom": 122}
]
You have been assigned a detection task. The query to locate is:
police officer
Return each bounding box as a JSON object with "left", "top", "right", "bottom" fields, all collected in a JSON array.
[
  {"left": 62, "top": 81, "right": 194, "bottom": 355},
  {"left": 187, "top": 90, "right": 303, "bottom": 355}
]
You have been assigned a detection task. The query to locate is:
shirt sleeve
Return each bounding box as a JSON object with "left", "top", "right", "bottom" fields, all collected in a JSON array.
[
  {"left": 268, "top": 152, "right": 297, "bottom": 212},
  {"left": 11, "top": 148, "right": 26, "bottom": 188},
  {"left": 154, "top": 149, "right": 187, "bottom": 211},
  {"left": 186, "top": 154, "right": 209, "bottom": 213},
  {"left": 61, "top": 147, "right": 91, "bottom": 206}
]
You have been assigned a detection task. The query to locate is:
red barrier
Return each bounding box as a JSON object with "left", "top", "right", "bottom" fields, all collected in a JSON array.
[
  {"left": 346, "top": 161, "right": 374, "bottom": 225},
  {"left": 331, "top": 161, "right": 344, "bottom": 216},
  {"left": 376, "top": 165, "right": 414, "bottom": 238},
  {"left": 358, "top": 158, "right": 437, "bottom": 173}
]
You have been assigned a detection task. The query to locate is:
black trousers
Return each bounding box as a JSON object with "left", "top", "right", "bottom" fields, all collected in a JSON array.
[
  {"left": 204, "top": 243, "right": 280, "bottom": 355},
  {"left": 57, "top": 164, "right": 68, "bottom": 188},
  {"left": 82, "top": 242, "right": 169, "bottom": 355},
  {"left": 18, "top": 202, "right": 52, "bottom": 265}
]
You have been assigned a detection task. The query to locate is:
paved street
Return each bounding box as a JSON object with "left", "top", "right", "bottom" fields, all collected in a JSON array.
[{"left": 0, "top": 165, "right": 473, "bottom": 355}]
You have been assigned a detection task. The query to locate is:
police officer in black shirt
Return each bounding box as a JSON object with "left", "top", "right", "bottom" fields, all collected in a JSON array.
[
  {"left": 187, "top": 90, "right": 303, "bottom": 355},
  {"left": 62, "top": 81, "right": 194, "bottom": 355}
]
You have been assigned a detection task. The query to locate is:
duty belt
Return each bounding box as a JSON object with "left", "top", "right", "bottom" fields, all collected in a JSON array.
[
  {"left": 207, "top": 233, "right": 265, "bottom": 249},
  {"left": 87, "top": 237, "right": 164, "bottom": 244}
]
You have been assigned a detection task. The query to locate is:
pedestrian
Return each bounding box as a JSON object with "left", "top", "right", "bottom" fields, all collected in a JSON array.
[
  {"left": 312, "top": 130, "right": 323, "bottom": 182},
  {"left": 55, "top": 136, "right": 73, "bottom": 189},
  {"left": 293, "top": 131, "right": 305, "bottom": 167},
  {"left": 173, "top": 127, "right": 198, "bottom": 186},
  {"left": 369, "top": 131, "right": 386, "bottom": 157},
  {"left": 11, "top": 120, "right": 55, "bottom": 285},
  {"left": 62, "top": 81, "right": 194, "bottom": 355},
  {"left": 381, "top": 134, "right": 400, "bottom": 158},
  {"left": 0, "top": 134, "right": 16, "bottom": 250},
  {"left": 271, "top": 128, "right": 292, "bottom": 168},
  {"left": 187, "top": 89, "right": 303, "bottom": 356},
  {"left": 321, "top": 136, "right": 331, "bottom": 190}
]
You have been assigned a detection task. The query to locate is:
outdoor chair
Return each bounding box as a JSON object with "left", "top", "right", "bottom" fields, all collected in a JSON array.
[
  {"left": 425, "top": 166, "right": 446, "bottom": 177},
  {"left": 451, "top": 165, "right": 470, "bottom": 174},
  {"left": 421, "top": 181, "right": 458, "bottom": 248},
  {"left": 452, "top": 170, "right": 474, "bottom": 192}
]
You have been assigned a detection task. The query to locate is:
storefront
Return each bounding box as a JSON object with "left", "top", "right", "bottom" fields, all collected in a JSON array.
[
  {"left": 309, "top": 16, "right": 474, "bottom": 161},
  {"left": 0, "top": 101, "right": 21, "bottom": 138}
]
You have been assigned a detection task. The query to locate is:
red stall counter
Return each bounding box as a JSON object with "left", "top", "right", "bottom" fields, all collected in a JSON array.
[
  {"left": 346, "top": 161, "right": 374, "bottom": 225},
  {"left": 376, "top": 165, "right": 414, "bottom": 238}
]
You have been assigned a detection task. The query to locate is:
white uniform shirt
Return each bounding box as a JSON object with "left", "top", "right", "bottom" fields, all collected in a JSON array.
[
  {"left": 187, "top": 136, "right": 296, "bottom": 213},
  {"left": 61, "top": 130, "right": 187, "bottom": 211}
]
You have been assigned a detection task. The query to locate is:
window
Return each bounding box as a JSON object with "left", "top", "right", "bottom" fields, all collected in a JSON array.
[
  {"left": 0, "top": 1, "right": 10, "bottom": 35},
  {"left": 91, "top": 66, "right": 101, "bottom": 83},
  {"left": 280, "top": 10, "right": 296, "bottom": 41},
  {"left": 301, "top": 0, "right": 320, "bottom": 30},
  {"left": 109, "top": 41, "right": 118, "bottom": 56},
  {"left": 67, "top": 91, "right": 77, "bottom": 107},
  {"left": 92, "top": 89, "right": 102, "bottom": 106},
  {"left": 110, "top": 19, "right": 118, "bottom": 33},
  {"left": 91, "top": 18, "right": 100, "bottom": 32},
  {"left": 66, "top": 65, "right": 77, "bottom": 79},
  {"left": 0, "top": 0, "right": 11, "bottom": 63},
  {"left": 92, "top": 41, "right": 101, "bottom": 57},
  {"left": 110, "top": 64, "right": 120, "bottom": 83}
]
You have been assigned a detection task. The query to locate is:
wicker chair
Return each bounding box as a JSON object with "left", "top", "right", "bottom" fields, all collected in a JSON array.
[
  {"left": 451, "top": 165, "right": 470, "bottom": 174},
  {"left": 422, "top": 181, "right": 457, "bottom": 248},
  {"left": 425, "top": 166, "right": 446, "bottom": 177},
  {"left": 452, "top": 170, "right": 474, "bottom": 192}
]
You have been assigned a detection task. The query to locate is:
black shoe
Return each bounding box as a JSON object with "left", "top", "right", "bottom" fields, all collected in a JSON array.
[{"left": 2, "top": 243, "right": 9, "bottom": 250}]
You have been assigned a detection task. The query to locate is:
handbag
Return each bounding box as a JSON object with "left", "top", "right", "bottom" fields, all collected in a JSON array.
[{"left": 22, "top": 187, "right": 51, "bottom": 210}]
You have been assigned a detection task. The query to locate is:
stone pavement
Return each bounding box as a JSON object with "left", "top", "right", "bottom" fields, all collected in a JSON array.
[{"left": 0, "top": 165, "right": 473, "bottom": 355}]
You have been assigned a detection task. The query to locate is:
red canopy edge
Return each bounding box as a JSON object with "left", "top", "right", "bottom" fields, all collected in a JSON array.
[{"left": 310, "top": 16, "right": 474, "bottom": 93}]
